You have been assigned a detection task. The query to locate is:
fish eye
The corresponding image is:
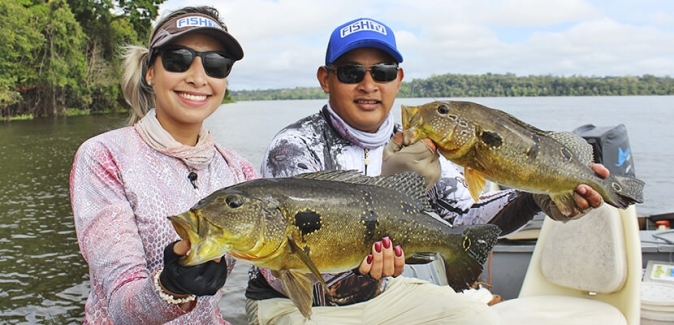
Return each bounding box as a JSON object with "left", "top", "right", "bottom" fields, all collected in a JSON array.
[
  {"left": 225, "top": 195, "right": 243, "bottom": 209},
  {"left": 437, "top": 104, "right": 449, "bottom": 115}
]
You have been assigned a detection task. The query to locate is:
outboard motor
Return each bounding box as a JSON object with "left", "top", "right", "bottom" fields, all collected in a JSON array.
[{"left": 572, "top": 124, "right": 636, "bottom": 178}]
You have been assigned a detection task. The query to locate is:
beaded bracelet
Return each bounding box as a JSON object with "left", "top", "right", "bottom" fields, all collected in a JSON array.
[{"left": 153, "top": 268, "right": 196, "bottom": 305}]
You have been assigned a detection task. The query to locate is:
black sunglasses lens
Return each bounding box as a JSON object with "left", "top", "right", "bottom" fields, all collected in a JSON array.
[
  {"left": 334, "top": 65, "right": 398, "bottom": 83},
  {"left": 337, "top": 65, "right": 366, "bottom": 84},
  {"left": 202, "top": 53, "right": 232, "bottom": 78},
  {"left": 161, "top": 48, "right": 194, "bottom": 73},
  {"left": 160, "top": 47, "right": 233, "bottom": 78},
  {"left": 370, "top": 65, "right": 399, "bottom": 82}
]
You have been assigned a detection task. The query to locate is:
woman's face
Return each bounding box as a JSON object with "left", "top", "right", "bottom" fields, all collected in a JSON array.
[
  {"left": 146, "top": 33, "right": 228, "bottom": 145},
  {"left": 317, "top": 47, "right": 404, "bottom": 133}
]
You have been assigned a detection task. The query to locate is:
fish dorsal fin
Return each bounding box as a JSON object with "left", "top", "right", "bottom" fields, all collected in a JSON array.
[
  {"left": 276, "top": 269, "right": 314, "bottom": 319},
  {"left": 293, "top": 170, "right": 369, "bottom": 183},
  {"left": 293, "top": 170, "right": 433, "bottom": 211},
  {"left": 373, "top": 172, "right": 433, "bottom": 211},
  {"left": 549, "top": 131, "right": 594, "bottom": 165},
  {"left": 498, "top": 108, "right": 549, "bottom": 136}
]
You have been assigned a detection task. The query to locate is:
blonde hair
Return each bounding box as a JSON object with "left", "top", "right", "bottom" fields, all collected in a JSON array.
[{"left": 120, "top": 6, "right": 228, "bottom": 125}]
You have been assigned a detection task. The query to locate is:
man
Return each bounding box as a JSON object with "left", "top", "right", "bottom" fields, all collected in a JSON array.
[{"left": 245, "top": 17, "right": 607, "bottom": 325}]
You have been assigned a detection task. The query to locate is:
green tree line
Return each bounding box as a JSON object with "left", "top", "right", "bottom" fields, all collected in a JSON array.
[
  {"left": 231, "top": 73, "right": 674, "bottom": 101},
  {"left": 0, "top": 0, "right": 165, "bottom": 121}
]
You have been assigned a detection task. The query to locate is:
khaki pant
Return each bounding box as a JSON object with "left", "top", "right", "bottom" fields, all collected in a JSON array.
[{"left": 246, "top": 277, "right": 500, "bottom": 325}]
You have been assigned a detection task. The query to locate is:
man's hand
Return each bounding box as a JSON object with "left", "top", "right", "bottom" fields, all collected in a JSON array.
[
  {"left": 382, "top": 132, "right": 441, "bottom": 189},
  {"left": 534, "top": 163, "right": 610, "bottom": 221},
  {"left": 574, "top": 164, "right": 609, "bottom": 211}
]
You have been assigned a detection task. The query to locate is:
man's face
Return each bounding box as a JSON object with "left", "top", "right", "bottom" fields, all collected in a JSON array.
[{"left": 318, "top": 48, "right": 404, "bottom": 133}]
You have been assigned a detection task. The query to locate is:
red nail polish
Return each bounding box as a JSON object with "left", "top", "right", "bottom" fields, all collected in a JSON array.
[
  {"left": 382, "top": 237, "right": 391, "bottom": 249},
  {"left": 375, "top": 242, "right": 382, "bottom": 253},
  {"left": 367, "top": 255, "right": 373, "bottom": 264},
  {"left": 394, "top": 245, "right": 402, "bottom": 257}
]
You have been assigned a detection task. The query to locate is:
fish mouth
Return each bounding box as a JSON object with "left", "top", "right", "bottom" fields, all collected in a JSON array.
[
  {"left": 168, "top": 211, "right": 229, "bottom": 266},
  {"left": 401, "top": 105, "right": 423, "bottom": 145}
]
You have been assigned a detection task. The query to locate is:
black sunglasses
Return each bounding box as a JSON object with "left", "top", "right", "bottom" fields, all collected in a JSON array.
[
  {"left": 156, "top": 46, "right": 234, "bottom": 79},
  {"left": 325, "top": 64, "right": 400, "bottom": 84}
]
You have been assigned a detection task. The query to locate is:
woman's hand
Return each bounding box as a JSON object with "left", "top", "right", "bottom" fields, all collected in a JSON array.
[
  {"left": 160, "top": 239, "right": 228, "bottom": 297},
  {"left": 357, "top": 237, "right": 405, "bottom": 280}
]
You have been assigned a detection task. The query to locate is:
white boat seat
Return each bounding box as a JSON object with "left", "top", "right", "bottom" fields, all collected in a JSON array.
[
  {"left": 491, "top": 204, "right": 641, "bottom": 325},
  {"left": 492, "top": 295, "right": 626, "bottom": 324},
  {"left": 538, "top": 203, "right": 627, "bottom": 293}
]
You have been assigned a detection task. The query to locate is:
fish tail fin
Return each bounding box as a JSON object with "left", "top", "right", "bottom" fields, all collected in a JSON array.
[
  {"left": 553, "top": 174, "right": 645, "bottom": 215},
  {"left": 441, "top": 224, "right": 500, "bottom": 291},
  {"left": 605, "top": 175, "right": 645, "bottom": 208},
  {"left": 462, "top": 224, "right": 501, "bottom": 265}
]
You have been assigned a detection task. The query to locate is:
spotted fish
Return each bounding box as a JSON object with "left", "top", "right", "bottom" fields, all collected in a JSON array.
[
  {"left": 168, "top": 170, "right": 500, "bottom": 319},
  {"left": 402, "top": 100, "right": 645, "bottom": 217}
]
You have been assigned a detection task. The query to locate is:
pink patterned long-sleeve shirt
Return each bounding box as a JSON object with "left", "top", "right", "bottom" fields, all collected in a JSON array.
[{"left": 70, "top": 126, "right": 258, "bottom": 324}]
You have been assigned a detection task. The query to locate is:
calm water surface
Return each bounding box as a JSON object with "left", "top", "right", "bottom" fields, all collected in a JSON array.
[
  {"left": 0, "top": 96, "right": 671, "bottom": 324},
  {"left": 0, "top": 116, "right": 125, "bottom": 324}
]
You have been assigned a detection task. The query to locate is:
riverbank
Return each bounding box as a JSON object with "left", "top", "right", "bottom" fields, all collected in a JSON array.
[{"left": 3, "top": 98, "right": 234, "bottom": 121}]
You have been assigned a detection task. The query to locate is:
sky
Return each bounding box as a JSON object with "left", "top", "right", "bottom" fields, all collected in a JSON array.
[{"left": 159, "top": 0, "right": 674, "bottom": 91}]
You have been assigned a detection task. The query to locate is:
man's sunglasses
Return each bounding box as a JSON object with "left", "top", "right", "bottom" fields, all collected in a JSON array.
[
  {"left": 155, "top": 46, "right": 234, "bottom": 79},
  {"left": 324, "top": 64, "right": 400, "bottom": 84}
]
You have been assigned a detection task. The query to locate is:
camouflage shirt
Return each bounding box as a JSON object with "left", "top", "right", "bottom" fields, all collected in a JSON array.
[{"left": 245, "top": 105, "right": 540, "bottom": 306}]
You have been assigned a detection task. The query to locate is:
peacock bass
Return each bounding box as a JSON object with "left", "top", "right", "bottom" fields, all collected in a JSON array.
[{"left": 402, "top": 100, "right": 644, "bottom": 217}]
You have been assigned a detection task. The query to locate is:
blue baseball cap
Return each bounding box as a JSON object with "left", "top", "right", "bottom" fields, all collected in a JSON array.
[{"left": 325, "top": 18, "right": 403, "bottom": 65}]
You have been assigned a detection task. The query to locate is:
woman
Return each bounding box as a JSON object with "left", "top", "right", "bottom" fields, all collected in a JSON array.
[{"left": 70, "top": 6, "right": 258, "bottom": 324}]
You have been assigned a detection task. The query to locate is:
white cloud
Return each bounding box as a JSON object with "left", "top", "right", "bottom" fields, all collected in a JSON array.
[
  {"left": 158, "top": 0, "right": 674, "bottom": 90},
  {"left": 497, "top": 0, "right": 599, "bottom": 25}
]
